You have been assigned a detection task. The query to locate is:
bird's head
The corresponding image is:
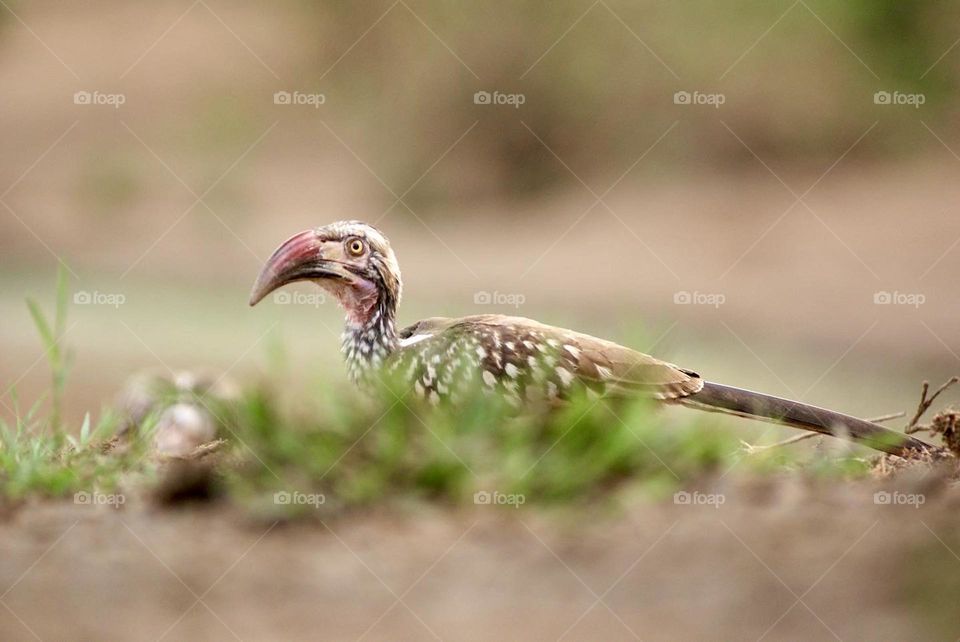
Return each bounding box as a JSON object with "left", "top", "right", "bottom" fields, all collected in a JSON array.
[{"left": 249, "top": 221, "right": 402, "bottom": 325}]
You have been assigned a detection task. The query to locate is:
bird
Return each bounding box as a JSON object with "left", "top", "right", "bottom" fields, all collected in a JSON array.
[{"left": 249, "top": 220, "right": 938, "bottom": 458}]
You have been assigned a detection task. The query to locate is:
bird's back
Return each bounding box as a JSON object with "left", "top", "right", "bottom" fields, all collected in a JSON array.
[{"left": 388, "top": 314, "right": 702, "bottom": 404}]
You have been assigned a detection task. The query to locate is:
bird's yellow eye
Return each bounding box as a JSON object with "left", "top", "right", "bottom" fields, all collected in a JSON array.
[{"left": 347, "top": 238, "right": 365, "bottom": 256}]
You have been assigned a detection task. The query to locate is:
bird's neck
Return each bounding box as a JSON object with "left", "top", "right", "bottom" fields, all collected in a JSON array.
[{"left": 340, "top": 291, "right": 398, "bottom": 385}]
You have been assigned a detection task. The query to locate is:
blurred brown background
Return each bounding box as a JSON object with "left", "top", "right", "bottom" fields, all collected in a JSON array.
[{"left": 1, "top": 0, "right": 959, "bottom": 424}]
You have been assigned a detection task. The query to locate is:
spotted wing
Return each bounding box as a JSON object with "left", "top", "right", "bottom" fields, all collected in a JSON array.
[
  {"left": 391, "top": 315, "right": 702, "bottom": 403},
  {"left": 389, "top": 317, "right": 492, "bottom": 403},
  {"left": 473, "top": 315, "right": 703, "bottom": 400}
]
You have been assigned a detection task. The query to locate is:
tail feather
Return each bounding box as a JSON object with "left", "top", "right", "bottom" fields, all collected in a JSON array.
[{"left": 683, "top": 381, "right": 940, "bottom": 457}]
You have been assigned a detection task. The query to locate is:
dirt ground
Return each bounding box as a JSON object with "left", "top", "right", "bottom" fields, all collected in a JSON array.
[{"left": 3, "top": 473, "right": 960, "bottom": 641}]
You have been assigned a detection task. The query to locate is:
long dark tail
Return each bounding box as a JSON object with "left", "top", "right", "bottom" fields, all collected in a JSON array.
[{"left": 683, "top": 381, "right": 941, "bottom": 457}]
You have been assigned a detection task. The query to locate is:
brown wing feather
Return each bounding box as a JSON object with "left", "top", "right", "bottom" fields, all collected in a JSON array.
[
  {"left": 391, "top": 315, "right": 701, "bottom": 402},
  {"left": 571, "top": 335, "right": 703, "bottom": 399},
  {"left": 468, "top": 315, "right": 703, "bottom": 400}
]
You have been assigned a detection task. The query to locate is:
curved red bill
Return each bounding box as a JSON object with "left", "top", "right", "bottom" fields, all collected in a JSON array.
[{"left": 248, "top": 229, "right": 322, "bottom": 306}]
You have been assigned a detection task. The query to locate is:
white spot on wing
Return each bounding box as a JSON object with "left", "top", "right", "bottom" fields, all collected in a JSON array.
[{"left": 399, "top": 333, "right": 432, "bottom": 347}]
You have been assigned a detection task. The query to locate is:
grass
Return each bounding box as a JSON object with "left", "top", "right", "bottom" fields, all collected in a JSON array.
[
  {"left": 24, "top": 265, "right": 71, "bottom": 431},
  {"left": 223, "top": 379, "right": 741, "bottom": 517},
  {"left": 0, "top": 404, "right": 146, "bottom": 501},
  {"left": 0, "top": 268, "right": 875, "bottom": 516},
  {"left": 1, "top": 266, "right": 153, "bottom": 502}
]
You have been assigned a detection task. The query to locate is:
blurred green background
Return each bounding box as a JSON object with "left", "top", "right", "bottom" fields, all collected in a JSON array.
[{"left": 1, "top": 0, "right": 958, "bottom": 429}]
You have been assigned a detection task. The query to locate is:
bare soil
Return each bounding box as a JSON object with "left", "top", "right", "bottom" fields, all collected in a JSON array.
[{"left": 2, "top": 473, "right": 960, "bottom": 641}]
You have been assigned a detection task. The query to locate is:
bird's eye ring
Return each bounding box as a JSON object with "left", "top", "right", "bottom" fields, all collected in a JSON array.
[{"left": 347, "top": 238, "right": 365, "bottom": 256}]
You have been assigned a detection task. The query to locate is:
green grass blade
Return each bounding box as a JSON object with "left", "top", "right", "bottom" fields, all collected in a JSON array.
[
  {"left": 79, "top": 413, "right": 91, "bottom": 444},
  {"left": 54, "top": 263, "right": 69, "bottom": 339},
  {"left": 26, "top": 299, "right": 55, "bottom": 353}
]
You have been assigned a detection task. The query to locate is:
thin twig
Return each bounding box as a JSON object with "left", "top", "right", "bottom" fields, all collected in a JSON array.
[
  {"left": 741, "top": 432, "right": 818, "bottom": 454},
  {"left": 157, "top": 438, "right": 227, "bottom": 461},
  {"left": 867, "top": 411, "right": 905, "bottom": 424},
  {"left": 906, "top": 377, "right": 959, "bottom": 434},
  {"left": 741, "top": 412, "right": 906, "bottom": 454}
]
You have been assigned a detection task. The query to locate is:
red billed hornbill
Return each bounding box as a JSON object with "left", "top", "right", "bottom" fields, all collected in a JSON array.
[{"left": 249, "top": 220, "right": 938, "bottom": 457}]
